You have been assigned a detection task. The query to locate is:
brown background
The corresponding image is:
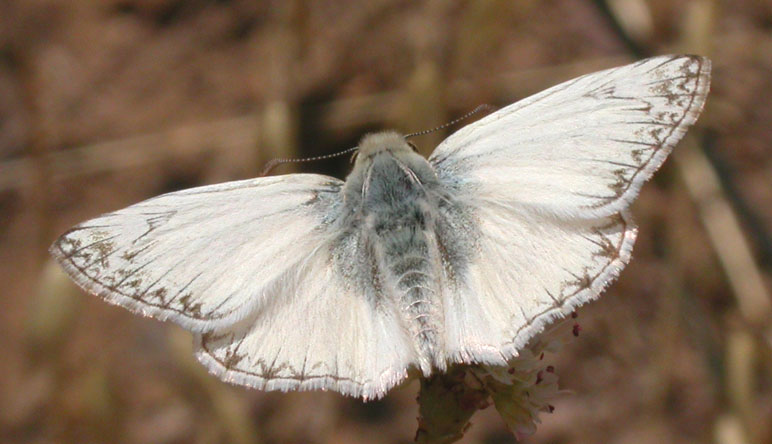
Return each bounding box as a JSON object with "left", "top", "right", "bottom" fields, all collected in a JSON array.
[{"left": 1, "top": 1, "right": 771, "bottom": 443}]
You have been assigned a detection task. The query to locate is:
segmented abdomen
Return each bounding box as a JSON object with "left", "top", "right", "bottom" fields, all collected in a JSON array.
[{"left": 374, "top": 204, "right": 445, "bottom": 375}]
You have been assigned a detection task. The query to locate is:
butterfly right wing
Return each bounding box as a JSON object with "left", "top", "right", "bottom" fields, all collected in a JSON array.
[{"left": 427, "top": 55, "right": 709, "bottom": 365}]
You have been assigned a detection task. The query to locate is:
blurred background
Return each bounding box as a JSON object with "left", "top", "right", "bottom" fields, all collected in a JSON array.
[{"left": 1, "top": 0, "right": 771, "bottom": 443}]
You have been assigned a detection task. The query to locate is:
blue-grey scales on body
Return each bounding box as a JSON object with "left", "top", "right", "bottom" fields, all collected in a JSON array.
[{"left": 338, "top": 132, "right": 478, "bottom": 375}]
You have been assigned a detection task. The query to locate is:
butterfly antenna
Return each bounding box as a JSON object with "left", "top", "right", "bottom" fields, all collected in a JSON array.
[
  {"left": 404, "top": 104, "right": 495, "bottom": 139},
  {"left": 260, "top": 146, "right": 359, "bottom": 176}
]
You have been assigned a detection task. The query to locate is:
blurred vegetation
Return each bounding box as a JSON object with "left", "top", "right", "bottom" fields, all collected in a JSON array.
[{"left": 1, "top": 0, "right": 771, "bottom": 443}]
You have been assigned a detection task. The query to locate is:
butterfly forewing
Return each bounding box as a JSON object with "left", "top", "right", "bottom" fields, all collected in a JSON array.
[
  {"left": 430, "top": 55, "right": 710, "bottom": 219},
  {"left": 51, "top": 175, "right": 344, "bottom": 331}
]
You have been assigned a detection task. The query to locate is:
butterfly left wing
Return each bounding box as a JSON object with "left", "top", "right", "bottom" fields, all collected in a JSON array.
[
  {"left": 429, "top": 55, "right": 710, "bottom": 364},
  {"left": 51, "top": 174, "right": 417, "bottom": 398}
]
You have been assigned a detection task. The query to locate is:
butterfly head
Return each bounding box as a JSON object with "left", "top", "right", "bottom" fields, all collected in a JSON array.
[{"left": 354, "top": 131, "right": 420, "bottom": 166}]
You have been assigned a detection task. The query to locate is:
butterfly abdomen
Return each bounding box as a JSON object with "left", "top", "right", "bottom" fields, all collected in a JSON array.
[{"left": 378, "top": 210, "right": 446, "bottom": 375}]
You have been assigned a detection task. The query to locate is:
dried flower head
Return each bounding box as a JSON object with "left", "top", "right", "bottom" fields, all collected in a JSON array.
[{"left": 416, "top": 318, "right": 576, "bottom": 442}]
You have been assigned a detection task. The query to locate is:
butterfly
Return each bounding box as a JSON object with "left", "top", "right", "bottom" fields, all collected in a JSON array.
[{"left": 51, "top": 55, "right": 710, "bottom": 400}]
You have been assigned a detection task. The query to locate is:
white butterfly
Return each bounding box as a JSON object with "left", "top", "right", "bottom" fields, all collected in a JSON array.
[{"left": 51, "top": 55, "right": 710, "bottom": 400}]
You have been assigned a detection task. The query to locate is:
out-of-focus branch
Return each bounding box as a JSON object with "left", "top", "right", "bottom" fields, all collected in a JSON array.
[
  {"left": 0, "top": 55, "right": 628, "bottom": 193},
  {"left": 593, "top": 0, "right": 772, "bottom": 341},
  {"left": 592, "top": 0, "right": 772, "bottom": 272},
  {"left": 592, "top": 0, "right": 647, "bottom": 57},
  {"left": 701, "top": 135, "right": 772, "bottom": 268},
  {"left": 0, "top": 116, "right": 262, "bottom": 192},
  {"left": 676, "top": 136, "right": 772, "bottom": 335},
  {"left": 594, "top": 2, "right": 770, "bottom": 444}
]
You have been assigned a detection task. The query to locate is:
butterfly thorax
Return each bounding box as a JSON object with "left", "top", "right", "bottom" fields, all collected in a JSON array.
[{"left": 342, "top": 132, "right": 447, "bottom": 375}]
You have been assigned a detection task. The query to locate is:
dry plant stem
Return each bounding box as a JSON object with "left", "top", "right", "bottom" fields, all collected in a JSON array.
[
  {"left": 677, "top": 1, "right": 772, "bottom": 342},
  {"left": 676, "top": 140, "right": 772, "bottom": 333},
  {"left": 601, "top": 0, "right": 770, "bottom": 442},
  {"left": 167, "top": 328, "right": 262, "bottom": 444},
  {"left": 9, "top": 5, "right": 54, "bottom": 263},
  {"left": 415, "top": 366, "right": 488, "bottom": 444},
  {"left": 599, "top": 0, "right": 772, "bottom": 335}
]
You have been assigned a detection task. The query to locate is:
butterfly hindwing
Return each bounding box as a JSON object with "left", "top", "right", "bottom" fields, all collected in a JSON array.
[
  {"left": 195, "top": 244, "right": 415, "bottom": 399},
  {"left": 439, "top": 206, "right": 637, "bottom": 364}
]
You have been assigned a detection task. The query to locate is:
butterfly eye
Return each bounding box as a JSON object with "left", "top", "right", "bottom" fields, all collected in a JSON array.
[{"left": 407, "top": 141, "right": 419, "bottom": 152}]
